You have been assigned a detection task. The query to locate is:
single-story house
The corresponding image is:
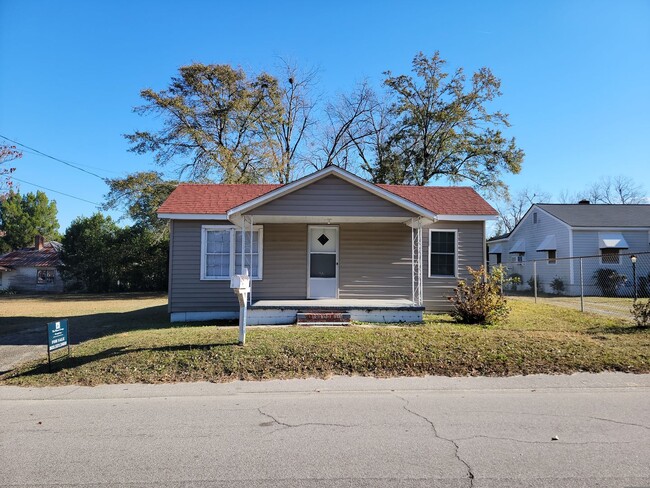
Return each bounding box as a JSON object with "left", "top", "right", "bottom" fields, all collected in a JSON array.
[
  {"left": 487, "top": 202, "right": 650, "bottom": 295},
  {"left": 0, "top": 235, "right": 64, "bottom": 293},
  {"left": 158, "top": 165, "right": 497, "bottom": 324}
]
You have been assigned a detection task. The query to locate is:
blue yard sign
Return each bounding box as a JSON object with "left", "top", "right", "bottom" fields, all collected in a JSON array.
[
  {"left": 48, "top": 319, "right": 68, "bottom": 352},
  {"left": 46, "top": 319, "right": 70, "bottom": 369}
]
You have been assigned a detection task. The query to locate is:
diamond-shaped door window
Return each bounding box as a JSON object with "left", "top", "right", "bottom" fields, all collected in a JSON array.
[{"left": 317, "top": 234, "right": 330, "bottom": 246}]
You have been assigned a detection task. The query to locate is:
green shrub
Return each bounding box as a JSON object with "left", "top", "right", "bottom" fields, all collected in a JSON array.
[
  {"left": 593, "top": 268, "right": 627, "bottom": 297},
  {"left": 448, "top": 265, "right": 510, "bottom": 325},
  {"left": 631, "top": 299, "right": 650, "bottom": 327},
  {"left": 550, "top": 277, "right": 565, "bottom": 295},
  {"left": 527, "top": 275, "right": 541, "bottom": 292},
  {"left": 507, "top": 273, "right": 522, "bottom": 291}
]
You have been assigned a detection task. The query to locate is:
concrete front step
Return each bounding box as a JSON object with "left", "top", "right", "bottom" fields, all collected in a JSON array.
[{"left": 296, "top": 312, "right": 351, "bottom": 326}]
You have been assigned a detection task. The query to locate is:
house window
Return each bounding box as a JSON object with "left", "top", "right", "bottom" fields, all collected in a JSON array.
[
  {"left": 547, "top": 250, "right": 556, "bottom": 264},
  {"left": 37, "top": 269, "right": 55, "bottom": 284},
  {"left": 533, "top": 212, "right": 538, "bottom": 224},
  {"left": 235, "top": 230, "right": 260, "bottom": 278},
  {"left": 201, "top": 226, "right": 263, "bottom": 280},
  {"left": 204, "top": 229, "right": 231, "bottom": 279},
  {"left": 429, "top": 230, "right": 456, "bottom": 277},
  {"left": 601, "top": 248, "right": 620, "bottom": 265},
  {"left": 511, "top": 254, "right": 524, "bottom": 263},
  {"left": 495, "top": 253, "right": 502, "bottom": 264}
]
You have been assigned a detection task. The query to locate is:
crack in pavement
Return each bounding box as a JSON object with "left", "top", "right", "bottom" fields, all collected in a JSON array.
[
  {"left": 459, "top": 408, "right": 650, "bottom": 431},
  {"left": 257, "top": 408, "right": 354, "bottom": 431},
  {"left": 394, "top": 394, "right": 474, "bottom": 488},
  {"left": 587, "top": 416, "right": 650, "bottom": 431},
  {"left": 453, "top": 434, "right": 635, "bottom": 446}
]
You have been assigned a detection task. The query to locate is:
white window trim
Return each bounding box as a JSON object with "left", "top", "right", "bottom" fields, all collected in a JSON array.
[
  {"left": 428, "top": 229, "right": 458, "bottom": 278},
  {"left": 200, "top": 225, "right": 264, "bottom": 280},
  {"left": 600, "top": 248, "right": 622, "bottom": 266}
]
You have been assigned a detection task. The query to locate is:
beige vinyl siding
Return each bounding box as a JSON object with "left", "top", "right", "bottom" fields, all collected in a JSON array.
[
  {"left": 253, "top": 224, "right": 307, "bottom": 300},
  {"left": 248, "top": 175, "right": 416, "bottom": 218},
  {"left": 338, "top": 223, "right": 412, "bottom": 299},
  {"left": 423, "top": 221, "right": 485, "bottom": 311},
  {"left": 168, "top": 219, "right": 486, "bottom": 313},
  {"left": 169, "top": 220, "right": 239, "bottom": 313}
]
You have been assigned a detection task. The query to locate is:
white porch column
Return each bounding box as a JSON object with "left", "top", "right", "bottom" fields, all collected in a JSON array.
[{"left": 411, "top": 218, "right": 423, "bottom": 306}]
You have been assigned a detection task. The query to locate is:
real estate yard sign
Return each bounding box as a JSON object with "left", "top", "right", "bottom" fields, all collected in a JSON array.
[{"left": 47, "top": 319, "right": 70, "bottom": 368}]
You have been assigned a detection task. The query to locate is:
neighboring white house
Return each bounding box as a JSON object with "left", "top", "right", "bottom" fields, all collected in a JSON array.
[
  {"left": 487, "top": 202, "right": 650, "bottom": 295},
  {"left": 0, "top": 236, "right": 64, "bottom": 293}
]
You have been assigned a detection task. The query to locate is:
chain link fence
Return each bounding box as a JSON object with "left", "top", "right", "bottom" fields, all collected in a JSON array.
[{"left": 497, "top": 251, "right": 650, "bottom": 320}]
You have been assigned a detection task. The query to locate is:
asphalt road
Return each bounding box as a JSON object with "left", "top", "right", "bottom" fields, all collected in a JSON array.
[{"left": 1, "top": 373, "right": 649, "bottom": 487}]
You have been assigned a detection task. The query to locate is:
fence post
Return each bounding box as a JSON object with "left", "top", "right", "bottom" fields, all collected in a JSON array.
[
  {"left": 579, "top": 257, "right": 584, "bottom": 313},
  {"left": 533, "top": 261, "right": 537, "bottom": 303}
]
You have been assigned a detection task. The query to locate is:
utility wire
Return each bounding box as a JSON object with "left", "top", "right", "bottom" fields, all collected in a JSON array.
[
  {"left": 0, "top": 134, "right": 107, "bottom": 181},
  {"left": 10, "top": 176, "right": 101, "bottom": 205},
  {"left": 17, "top": 146, "right": 122, "bottom": 176}
]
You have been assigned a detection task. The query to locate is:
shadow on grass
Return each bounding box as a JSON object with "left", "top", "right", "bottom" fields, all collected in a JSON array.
[
  {"left": 587, "top": 324, "right": 650, "bottom": 335},
  {"left": 3, "top": 340, "right": 241, "bottom": 380},
  {"left": 0, "top": 305, "right": 238, "bottom": 347},
  {"left": 0, "top": 292, "right": 167, "bottom": 302}
]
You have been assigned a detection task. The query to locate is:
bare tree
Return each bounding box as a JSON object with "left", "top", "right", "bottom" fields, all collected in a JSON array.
[
  {"left": 312, "top": 82, "right": 379, "bottom": 171},
  {"left": 260, "top": 60, "right": 318, "bottom": 183},
  {"left": 495, "top": 187, "right": 551, "bottom": 234},
  {"left": 0, "top": 145, "right": 21, "bottom": 198},
  {"left": 579, "top": 175, "right": 646, "bottom": 204}
]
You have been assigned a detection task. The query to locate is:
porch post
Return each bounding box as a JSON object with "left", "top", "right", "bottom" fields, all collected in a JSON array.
[
  {"left": 411, "top": 218, "right": 423, "bottom": 306},
  {"left": 411, "top": 219, "right": 415, "bottom": 305},
  {"left": 249, "top": 215, "right": 254, "bottom": 306}
]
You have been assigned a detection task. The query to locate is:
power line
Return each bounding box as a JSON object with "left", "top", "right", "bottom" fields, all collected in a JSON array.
[
  {"left": 0, "top": 134, "right": 107, "bottom": 181},
  {"left": 17, "top": 146, "right": 122, "bottom": 176},
  {"left": 10, "top": 176, "right": 101, "bottom": 205}
]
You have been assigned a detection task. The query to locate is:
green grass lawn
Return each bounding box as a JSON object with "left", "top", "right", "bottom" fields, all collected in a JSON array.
[{"left": 1, "top": 296, "right": 648, "bottom": 386}]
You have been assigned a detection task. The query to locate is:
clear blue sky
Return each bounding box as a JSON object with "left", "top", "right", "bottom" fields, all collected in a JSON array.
[{"left": 1, "top": 0, "right": 649, "bottom": 230}]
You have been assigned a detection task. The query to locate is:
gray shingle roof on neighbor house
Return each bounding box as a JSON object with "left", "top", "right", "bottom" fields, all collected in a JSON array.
[{"left": 537, "top": 204, "right": 650, "bottom": 228}]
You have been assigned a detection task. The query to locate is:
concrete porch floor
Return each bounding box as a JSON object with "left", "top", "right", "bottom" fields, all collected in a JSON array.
[{"left": 247, "top": 298, "right": 424, "bottom": 325}]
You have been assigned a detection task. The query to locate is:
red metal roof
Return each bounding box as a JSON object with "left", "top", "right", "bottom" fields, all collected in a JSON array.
[
  {"left": 0, "top": 242, "right": 62, "bottom": 269},
  {"left": 158, "top": 181, "right": 497, "bottom": 217}
]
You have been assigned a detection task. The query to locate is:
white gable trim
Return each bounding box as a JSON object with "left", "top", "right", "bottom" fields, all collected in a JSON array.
[{"left": 226, "top": 166, "right": 438, "bottom": 221}]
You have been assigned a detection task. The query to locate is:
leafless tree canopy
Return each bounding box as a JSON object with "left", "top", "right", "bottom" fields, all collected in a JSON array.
[{"left": 495, "top": 187, "right": 551, "bottom": 234}]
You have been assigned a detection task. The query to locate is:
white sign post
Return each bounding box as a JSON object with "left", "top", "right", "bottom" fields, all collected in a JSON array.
[{"left": 230, "top": 268, "right": 251, "bottom": 345}]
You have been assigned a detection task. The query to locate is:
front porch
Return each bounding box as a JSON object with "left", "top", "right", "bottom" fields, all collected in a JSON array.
[{"left": 248, "top": 298, "right": 425, "bottom": 325}]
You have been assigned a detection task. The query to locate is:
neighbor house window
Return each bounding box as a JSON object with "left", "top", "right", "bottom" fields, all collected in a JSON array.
[
  {"left": 495, "top": 253, "right": 502, "bottom": 264},
  {"left": 511, "top": 254, "right": 524, "bottom": 263},
  {"left": 547, "top": 250, "right": 556, "bottom": 264},
  {"left": 201, "top": 226, "right": 263, "bottom": 280},
  {"left": 37, "top": 269, "right": 55, "bottom": 284},
  {"left": 601, "top": 248, "right": 620, "bottom": 265},
  {"left": 533, "top": 212, "right": 538, "bottom": 224},
  {"left": 429, "top": 230, "right": 456, "bottom": 277}
]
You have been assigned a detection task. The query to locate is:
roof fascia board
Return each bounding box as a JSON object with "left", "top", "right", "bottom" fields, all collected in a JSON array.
[
  {"left": 571, "top": 226, "right": 650, "bottom": 231},
  {"left": 507, "top": 204, "right": 572, "bottom": 239},
  {"left": 226, "top": 166, "right": 438, "bottom": 220},
  {"left": 436, "top": 214, "right": 498, "bottom": 221},
  {"left": 157, "top": 213, "right": 229, "bottom": 220}
]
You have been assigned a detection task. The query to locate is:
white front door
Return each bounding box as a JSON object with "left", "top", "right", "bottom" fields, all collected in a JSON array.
[{"left": 308, "top": 226, "right": 338, "bottom": 299}]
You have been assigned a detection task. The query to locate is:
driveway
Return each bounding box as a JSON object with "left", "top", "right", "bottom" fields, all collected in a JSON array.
[{"left": 1, "top": 373, "right": 649, "bottom": 487}]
